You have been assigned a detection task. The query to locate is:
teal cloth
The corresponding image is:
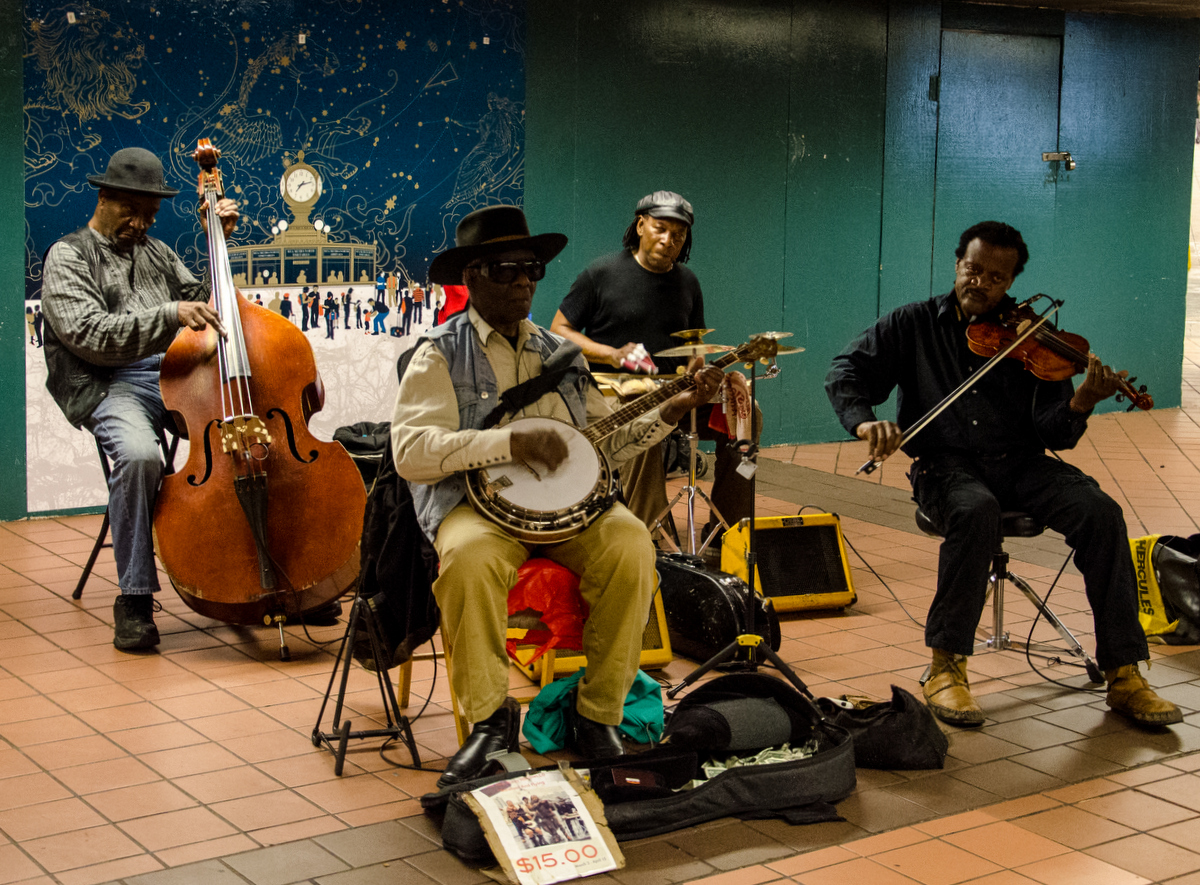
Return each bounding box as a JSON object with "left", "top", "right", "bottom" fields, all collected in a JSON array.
[{"left": 521, "top": 669, "right": 664, "bottom": 754}]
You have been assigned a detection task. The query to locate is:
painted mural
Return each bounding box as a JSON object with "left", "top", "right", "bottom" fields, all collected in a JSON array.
[{"left": 23, "top": 0, "right": 525, "bottom": 513}]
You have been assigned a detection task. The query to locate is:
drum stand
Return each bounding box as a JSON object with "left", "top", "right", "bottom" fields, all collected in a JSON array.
[
  {"left": 653, "top": 404, "right": 727, "bottom": 556},
  {"left": 312, "top": 595, "right": 420, "bottom": 775},
  {"left": 667, "top": 354, "right": 812, "bottom": 700}
]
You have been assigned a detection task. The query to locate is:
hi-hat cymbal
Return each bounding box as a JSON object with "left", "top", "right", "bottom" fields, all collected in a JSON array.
[
  {"left": 654, "top": 342, "right": 734, "bottom": 357},
  {"left": 751, "top": 331, "right": 794, "bottom": 341},
  {"left": 670, "top": 328, "right": 717, "bottom": 342}
]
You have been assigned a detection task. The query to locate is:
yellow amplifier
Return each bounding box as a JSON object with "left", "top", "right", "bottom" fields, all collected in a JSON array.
[{"left": 720, "top": 513, "right": 857, "bottom": 612}]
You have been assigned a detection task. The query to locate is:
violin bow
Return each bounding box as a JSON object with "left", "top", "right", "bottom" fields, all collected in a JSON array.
[{"left": 857, "top": 297, "right": 1059, "bottom": 475}]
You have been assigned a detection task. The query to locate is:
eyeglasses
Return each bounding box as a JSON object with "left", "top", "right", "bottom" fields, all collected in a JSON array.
[{"left": 474, "top": 259, "right": 546, "bottom": 284}]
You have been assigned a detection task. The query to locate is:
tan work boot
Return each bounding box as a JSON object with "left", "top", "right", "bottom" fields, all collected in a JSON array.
[
  {"left": 1105, "top": 663, "right": 1183, "bottom": 727},
  {"left": 923, "top": 648, "right": 985, "bottom": 726}
]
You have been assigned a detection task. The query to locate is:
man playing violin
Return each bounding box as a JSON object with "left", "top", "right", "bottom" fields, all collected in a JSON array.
[
  {"left": 41, "top": 147, "right": 238, "bottom": 652},
  {"left": 392, "top": 206, "right": 723, "bottom": 786},
  {"left": 825, "top": 220, "right": 1181, "bottom": 729}
]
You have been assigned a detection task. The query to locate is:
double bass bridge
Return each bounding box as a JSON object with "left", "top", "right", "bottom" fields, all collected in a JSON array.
[{"left": 220, "top": 415, "right": 273, "bottom": 459}]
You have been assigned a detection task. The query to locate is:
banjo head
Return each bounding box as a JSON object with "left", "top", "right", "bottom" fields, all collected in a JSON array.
[{"left": 466, "top": 417, "right": 613, "bottom": 543}]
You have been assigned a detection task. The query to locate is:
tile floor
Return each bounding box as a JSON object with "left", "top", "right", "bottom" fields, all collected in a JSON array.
[{"left": 1, "top": 271, "right": 1199, "bottom": 885}]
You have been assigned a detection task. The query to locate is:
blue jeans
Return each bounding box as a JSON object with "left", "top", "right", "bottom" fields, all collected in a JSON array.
[
  {"left": 83, "top": 356, "right": 169, "bottom": 597},
  {"left": 373, "top": 313, "right": 388, "bottom": 335}
]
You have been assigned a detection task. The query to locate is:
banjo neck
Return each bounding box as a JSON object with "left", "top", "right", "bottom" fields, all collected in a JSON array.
[{"left": 582, "top": 344, "right": 756, "bottom": 444}]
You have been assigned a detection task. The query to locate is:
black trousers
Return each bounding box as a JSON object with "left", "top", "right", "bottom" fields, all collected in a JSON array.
[{"left": 911, "top": 452, "right": 1148, "bottom": 672}]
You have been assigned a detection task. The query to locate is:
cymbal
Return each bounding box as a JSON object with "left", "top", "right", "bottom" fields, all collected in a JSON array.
[
  {"left": 670, "top": 328, "right": 717, "bottom": 342},
  {"left": 772, "top": 345, "right": 805, "bottom": 355},
  {"left": 654, "top": 342, "right": 734, "bottom": 357},
  {"left": 751, "top": 331, "right": 794, "bottom": 341}
]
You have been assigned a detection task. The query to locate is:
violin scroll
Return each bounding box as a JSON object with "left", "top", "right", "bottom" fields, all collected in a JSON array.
[{"left": 1116, "top": 376, "right": 1153, "bottom": 412}]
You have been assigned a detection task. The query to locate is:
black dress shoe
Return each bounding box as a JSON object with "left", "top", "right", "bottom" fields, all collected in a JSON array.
[
  {"left": 437, "top": 697, "right": 521, "bottom": 789},
  {"left": 303, "top": 599, "right": 343, "bottom": 626},
  {"left": 569, "top": 712, "right": 625, "bottom": 759}
]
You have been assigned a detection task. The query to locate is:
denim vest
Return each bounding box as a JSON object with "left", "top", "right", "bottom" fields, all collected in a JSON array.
[{"left": 409, "top": 313, "right": 591, "bottom": 541}]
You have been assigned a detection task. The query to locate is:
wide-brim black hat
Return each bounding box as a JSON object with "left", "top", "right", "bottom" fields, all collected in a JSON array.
[
  {"left": 87, "top": 147, "right": 180, "bottom": 198},
  {"left": 429, "top": 205, "right": 567, "bottom": 285}
]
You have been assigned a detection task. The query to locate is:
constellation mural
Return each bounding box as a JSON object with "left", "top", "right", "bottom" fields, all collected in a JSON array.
[{"left": 23, "top": 0, "right": 526, "bottom": 513}]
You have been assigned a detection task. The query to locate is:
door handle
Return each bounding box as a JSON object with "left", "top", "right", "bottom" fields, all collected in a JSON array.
[{"left": 1042, "top": 151, "right": 1076, "bottom": 171}]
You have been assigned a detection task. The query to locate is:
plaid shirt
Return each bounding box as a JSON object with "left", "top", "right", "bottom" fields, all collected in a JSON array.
[{"left": 41, "top": 226, "right": 209, "bottom": 426}]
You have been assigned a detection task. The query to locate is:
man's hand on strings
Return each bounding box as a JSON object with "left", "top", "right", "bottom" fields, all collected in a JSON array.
[
  {"left": 198, "top": 197, "right": 240, "bottom": 240},
  {"left": 510, "top": 426, "right": 569, "bottom": 476},
  {"left": 660, "top": 357, "right": 723, "bottom": 424},
  {"left": 177, "top": 301, "right": 226, "bottom": 338},
  {"left": 1070, "top": 352, "right": 1127, "bottom": 413},
  {"left": 856, "top": 419, "right": 903, "bottom": 463}
]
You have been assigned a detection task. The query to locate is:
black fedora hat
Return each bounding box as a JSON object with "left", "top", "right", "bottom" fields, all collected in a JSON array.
[
  {"left": 429, "top": 205, "right": 567, "bottom": 285},
  {"left": 87, "top": 147, "right": 180, "bottom": 198}
]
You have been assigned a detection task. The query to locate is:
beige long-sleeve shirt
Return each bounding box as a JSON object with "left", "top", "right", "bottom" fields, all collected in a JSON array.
[{"left": 391, "top": 307, "right": 675, "bottom": 484}]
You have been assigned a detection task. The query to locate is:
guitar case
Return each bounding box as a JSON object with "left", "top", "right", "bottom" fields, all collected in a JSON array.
[{"left": 656, "top": 553, "right": 781, "bottom": 663}]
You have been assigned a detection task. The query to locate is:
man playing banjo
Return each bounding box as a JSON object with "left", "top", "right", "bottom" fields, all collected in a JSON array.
[{"left": 391, "top": 206, "right": 723, "bottom": 786}]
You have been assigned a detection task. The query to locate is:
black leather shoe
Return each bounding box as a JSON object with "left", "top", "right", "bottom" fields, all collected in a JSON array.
[
  {"left": 304, "top": 599, "right": 343, "bottom": 626},
  {"left": 437, "top": 697, "right": 521, "bottom": 789},
  {"left": 569, "top": 712, "right": 625, "bottom": 759}
]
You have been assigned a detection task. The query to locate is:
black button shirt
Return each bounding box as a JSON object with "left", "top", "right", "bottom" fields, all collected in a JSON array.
[{"left": 825, "top": 292, "right": 1091, "bottom": 461}]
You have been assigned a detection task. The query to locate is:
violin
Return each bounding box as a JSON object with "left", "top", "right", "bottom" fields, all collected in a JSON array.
[
  {"left": 153, "top": 139, "right": 367, "bottom": 657},
  {"left": 965, "top": 299, "right": 1153, "bottom": 411},
  {"left": 858, "top": 295, "right": 1152, "bottom": 475}
]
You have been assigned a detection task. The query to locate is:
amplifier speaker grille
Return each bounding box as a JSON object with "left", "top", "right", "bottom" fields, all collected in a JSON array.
[{"left": 721, "top": 514, "right": 857, "bottom": 612}]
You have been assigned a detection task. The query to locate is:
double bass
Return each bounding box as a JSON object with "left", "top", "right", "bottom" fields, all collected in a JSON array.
[{"left": 153, "top": 139, "right": 367, "bottom": 655}]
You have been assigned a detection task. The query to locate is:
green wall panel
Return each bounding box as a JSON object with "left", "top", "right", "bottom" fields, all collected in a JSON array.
[
  {"left": 0, "top": 0, "right": 23, "bottom": 520},
  {"left": 779, "top": 1, "right": 888, "bottom": 443},
  {"left": 1054, "top": 14, "right": 1199, "bottom": 411},
  {"left": 879, "top": 1, "right": 940, "bottom": 316}
]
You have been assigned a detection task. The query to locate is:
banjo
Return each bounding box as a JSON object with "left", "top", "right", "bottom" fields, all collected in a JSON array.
[{"left": 464, "top": 337, "right": 780, "bottom": 543}]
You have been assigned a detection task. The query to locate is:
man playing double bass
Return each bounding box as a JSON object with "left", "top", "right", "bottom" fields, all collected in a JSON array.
[
  {"left": 825, "top": 220, "right": 1182, "bottom": 729},
  {"left": 40, "top": 147, "right": 239, "bottom": 651},
  {"left": 392, "top": 206, "right": 723, "bottom": 786}
]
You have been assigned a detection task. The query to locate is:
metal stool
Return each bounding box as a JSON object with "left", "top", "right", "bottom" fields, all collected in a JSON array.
[
  {"left": 73, "top": 427, "right": 180, "bottom": 600},
  {"left": 916, "top": 507, "right": 1104, "bottom": 683}
]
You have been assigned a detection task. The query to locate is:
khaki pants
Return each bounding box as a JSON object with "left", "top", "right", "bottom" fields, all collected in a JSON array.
[{"left": 432, "top": 502, "right": 657, "bottom": 725}]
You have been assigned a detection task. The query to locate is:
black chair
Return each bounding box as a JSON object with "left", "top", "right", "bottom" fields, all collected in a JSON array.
[
  {"left": 73, "top": 427, "right": 180, "bottom": 600},
  {"left": 915, "top": 507, "right": 1104, "bottom": 684}
]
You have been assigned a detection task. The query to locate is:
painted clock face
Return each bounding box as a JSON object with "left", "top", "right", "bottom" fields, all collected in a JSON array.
[{"left": 285, "top": 167, "right": 318, "bottom": 202}]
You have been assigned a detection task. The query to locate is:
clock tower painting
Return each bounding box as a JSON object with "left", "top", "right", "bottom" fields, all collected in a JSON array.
[{"left": 226, "top": 151, "right": 376, "bottom": 292}]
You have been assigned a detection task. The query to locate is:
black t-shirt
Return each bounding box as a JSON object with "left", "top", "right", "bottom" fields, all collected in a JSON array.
[{"left": 557, "top": 250, "right": 704, "bottom": 373}]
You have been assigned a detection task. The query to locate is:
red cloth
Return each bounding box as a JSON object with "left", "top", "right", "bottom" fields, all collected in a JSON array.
[
  {"left": 505, "top": 558, "right": 587, "bottom": 665},
  {"left": 438, "top": 284, "right": 470, "bottom": 325}
]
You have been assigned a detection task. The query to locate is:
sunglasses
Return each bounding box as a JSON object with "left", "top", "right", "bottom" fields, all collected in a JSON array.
[{"left": 474, "top": 259, "right": 546, "bottom": 284}]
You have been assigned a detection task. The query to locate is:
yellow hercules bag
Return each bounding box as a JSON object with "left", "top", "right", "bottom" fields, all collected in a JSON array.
[{"left": 1129, "top": 534, "right": 1200, "bottom": 645}]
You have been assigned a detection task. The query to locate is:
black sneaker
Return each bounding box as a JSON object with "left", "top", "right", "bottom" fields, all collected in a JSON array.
[{"left": 113, "top": 595, "right": 160, "bottom": 651}]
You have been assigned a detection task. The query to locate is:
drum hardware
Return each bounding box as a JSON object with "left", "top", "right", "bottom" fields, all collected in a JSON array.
[
  {"left": 651, "top": 395, "right": 728, "bottom": 556},
  {"left": 668, "top": 332, "right": 811, "bottom": 699},
  {"left": 651, "top": 329, "right": 735, "bottom": 554}
]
